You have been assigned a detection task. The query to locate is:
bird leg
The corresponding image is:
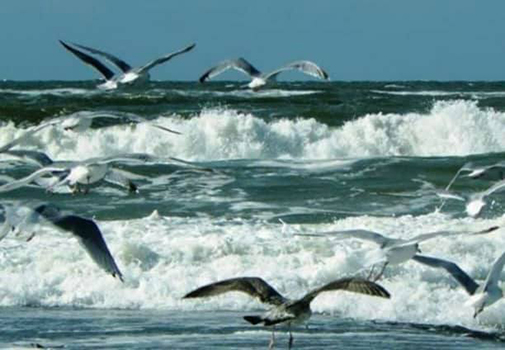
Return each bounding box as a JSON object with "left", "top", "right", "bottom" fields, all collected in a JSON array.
[
  {"left": 366, "top": 264, "right": 376, "bottom": 280},
  {"left": 373, "top": 262, "right": 388, "bottom": 281},
  {"left": 288, "top": 326, "right": 293, "bottom": 349},
  {"left": 268, "top": 326, "right": 276, "bottom": 349},
  {"left": 26, "top": 232, "right": 36, "bottom": 242}
]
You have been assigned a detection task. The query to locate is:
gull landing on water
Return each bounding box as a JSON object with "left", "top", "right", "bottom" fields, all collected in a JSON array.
[
  {"left": 413, "top": 252, "right": 505, "bottom": 318},
  {"left": 298, "top": 226, "right": 499, "bottom": 281},
  {"left": 59, "top": 40, "right": 196, "bottom": 90},
  {"left": 199, "top": 57, "right": 329, "bottom": 90},
  {"left": 184, "top": 276, "right": 389, "bottom": 349}
]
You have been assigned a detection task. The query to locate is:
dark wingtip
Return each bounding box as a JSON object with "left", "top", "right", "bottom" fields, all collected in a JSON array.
[
  {"left": 199, "top": 75, "right": 208, "bottom": 83},
  {"left": 243, "top": 315, "right": 263, "bottom": 325},
  {"left": 375, "top": 283, "right": 391, "bottom": 299},
  {"left": 480, "top": 226, "right": 499, "bottom": 234},
  {"left": 182, "top": 289, "right": 200, "bottom": 299},
  {"left": 115, "top": 273, "right": 125, "bottom": 283}
]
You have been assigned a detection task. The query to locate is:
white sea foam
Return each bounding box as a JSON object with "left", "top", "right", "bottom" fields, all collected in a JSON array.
[
  {"left": 0, "top": 211, "right": 504, "bottom": 330},
  {"left": 373, "top": 90, "right": 505, "bottom": 99},
  {"left": 1, "top": 100, "right": 505, "bottom": 162}
]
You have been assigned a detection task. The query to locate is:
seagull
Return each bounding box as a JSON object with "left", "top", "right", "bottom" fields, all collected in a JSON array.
[
  {"left": 56, "top": 110, "right": 181, "bottom": 134},
  {"left": 413, "top": 252, "right": 505, "bottom": 318},
  {"left": 437, "top": 178, "right": 505, "bottom": 217},
  {"left": 183, "top": 276, "right": 389, "bottom": 349},
  {"left": 0, "top": 110, "right": 180, "bottom": 157},
  {"left": 0, "top": 153, "right": 154, "bottom": 194},
  {"left": 60, "top": 40, "right": 196, "bottom": 90},
  {"left": 299, "top": 226, "right": 499, "bottom": 281},
  {"left": 445, "top": 162, "right": 505, "bottom": 192},
  {"left": 199, "top": 57, "right": 329, "bottom": 90},
  {"left": 0, "top": 203, "right": 123, "bottom": 281}
]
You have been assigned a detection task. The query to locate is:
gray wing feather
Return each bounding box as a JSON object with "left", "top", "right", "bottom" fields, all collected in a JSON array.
[
  {"left": 51, "top": 215, "right": 123, "bottom": 281},
  {"left": 412, "top": 254, "right": 478, "bottom": 295},
  {"left": 408, "top": 226, "right": 499, "bottom": 244},
  {"left": 137, "top": 43, "right": 196, "bottom": 74},
  {"left": 70, "top": 42, "right": 132, "bottom": 73},
  {"left": 300, "top": 277, "right": 390, "bottom": 304},
  {"left": 199, "top": 58, "right": 262, "bottom": 82},
  {"left": 483, "top": 251, "right": 505, "bottom": 292},
  {"left": 183, "top": 277, "right": 287, "bottom": 306},
  {"left": 264, "top": 60, "right": 329, "bottom": 81}
]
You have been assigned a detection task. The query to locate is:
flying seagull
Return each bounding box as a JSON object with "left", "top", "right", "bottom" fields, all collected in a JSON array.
[
  {"left": 184, "top": 276, "right": 389, "bottom": 349},
  {"left": 60, "top": 40, "right": 196, "bottom": 90},
  {"left": 437, "top": 178, "right": 505, "bottom": 217},
  {"left": 0, "top": 110, "right": 180, "bottom": 158},
  {"left": 413, "top": 252, "right": 505, "bottom": 318},
  {"left": 199, "top": 57, "right": 329, "bottom": 90},
  {"left": 0, "top": 153, "right": 155, "bottom": 194},
  {"left": 0, "top": 203, "right": 123, "bottom": 281},
  {"left": 298, "top": 226, "right": 499, "bottom": 281}
]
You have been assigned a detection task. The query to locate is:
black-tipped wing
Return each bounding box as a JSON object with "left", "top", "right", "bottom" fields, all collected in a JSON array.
[
  {"left": 183, "top": 277, "right": 287, "bottom": 306},
  {"left": 59, "top": 40, "right": 115, "bottom": 80},
  {"left": 300, "top": 277, "right": 390, "bottom": 304},
  {"left": 412, "top": 254, "right": 478, "bottom": 295},
  {"left": 407, "top": 226, "right": 500, "bottom": 244},
  {"left": 137, "top": 43, "right": 196, "bottom": 74},
  {"left": 51, "top": 215, "right": 123, "bottom": 281},
  {"left": 199, "top": 57, "right": 262, "bottom": 83},
  {"left": 264, "top": 60, "right": 329, "bottom": 81},
  {"left": 71, "top": 41, "right": 132, "bottom": 73}
]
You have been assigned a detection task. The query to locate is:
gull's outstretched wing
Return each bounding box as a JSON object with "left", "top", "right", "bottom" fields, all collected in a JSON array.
[
  {"left": 482, "top": 251, "right": 505, "bottom": 293},
  {"left": 0, "top": 166, "right": 67, "bottom": 193},
  {"left": 406, "top": 226, "right": 499, "bottom": 244},
  {"left": 199, "top": 58, "right": 262, "bottom": 83},
  {"left": 0, "top": 121, "right": 58, "bottom": 153},
  {"left": 2, "top": 150, "right": 54, "bottom": 167},
  {"left": 482, "top": 179, "right": 505, "bottom": 198},
  {"left": 59, "top": 40, "right": 115, "bottom": 80},
  {"left": 183, "top": 276, "right": 287, "bottom": 306},
  {"left": 51, "top": 215, "right": 124, "bottom": 281},
  {"left": 70, "top": 42, "right": 132, "bottom": 73},
  {"left": 136, "top": 43, "right": 196, "bottom": 74},
  {"left": 412, "top": 254, "right": 478, "bottom": 295},
  {"left": 300, "top": 229, "right": 392, "bottom": 246},
  {"left": 300, "top": 277, "right": 390, "bottom": 305},
  {"left": 264, "top": 60, "right": 329, "bottom": 81},
  {"left": 104, "top": 168, "right": 141, "bottom": 193}
]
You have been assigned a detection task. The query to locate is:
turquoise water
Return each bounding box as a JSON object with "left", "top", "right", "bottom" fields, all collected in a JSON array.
[{"left": 1, "top": 81, "right": 505, "bottom": 348}]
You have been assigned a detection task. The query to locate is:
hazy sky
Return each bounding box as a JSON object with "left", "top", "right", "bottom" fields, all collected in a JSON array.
[{"left": 2, "top": 1, "right": 505, "bottom": 81}]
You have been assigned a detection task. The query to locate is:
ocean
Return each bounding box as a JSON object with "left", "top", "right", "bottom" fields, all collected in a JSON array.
[{"left": 1, "top": 80, "right": 505, "bottom": 349}]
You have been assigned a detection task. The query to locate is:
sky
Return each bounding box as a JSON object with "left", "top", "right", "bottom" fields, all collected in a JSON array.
[{"left": 2, "top": 0, "right": 505, "bottom": 81}]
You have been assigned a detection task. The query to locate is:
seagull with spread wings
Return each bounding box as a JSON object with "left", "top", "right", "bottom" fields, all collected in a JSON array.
[
  {"left": 199, "top": 57, "right": 329, "bottom": 90},
  {"left": 60, "top": 40, "right": 196, "bottom": 90},
  {"left": 0, "top": 203, "right": 123, "bottom": 281},
  {"left": 298, "top": 226, "right": 498, "bottom": 281},
  {"left": 184, "top": 276, "right": 389, "bottom": 349},
  {"left": 413, "top": 252, "right": 505, "bottom": 318}
]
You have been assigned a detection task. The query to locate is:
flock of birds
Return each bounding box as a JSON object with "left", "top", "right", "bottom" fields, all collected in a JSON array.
[
  {"left": 58, "top": 40, "right": 330, "bottom": 91},
  {"left": 1, "top": 41, "right": 505, "bottom": 349}
]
